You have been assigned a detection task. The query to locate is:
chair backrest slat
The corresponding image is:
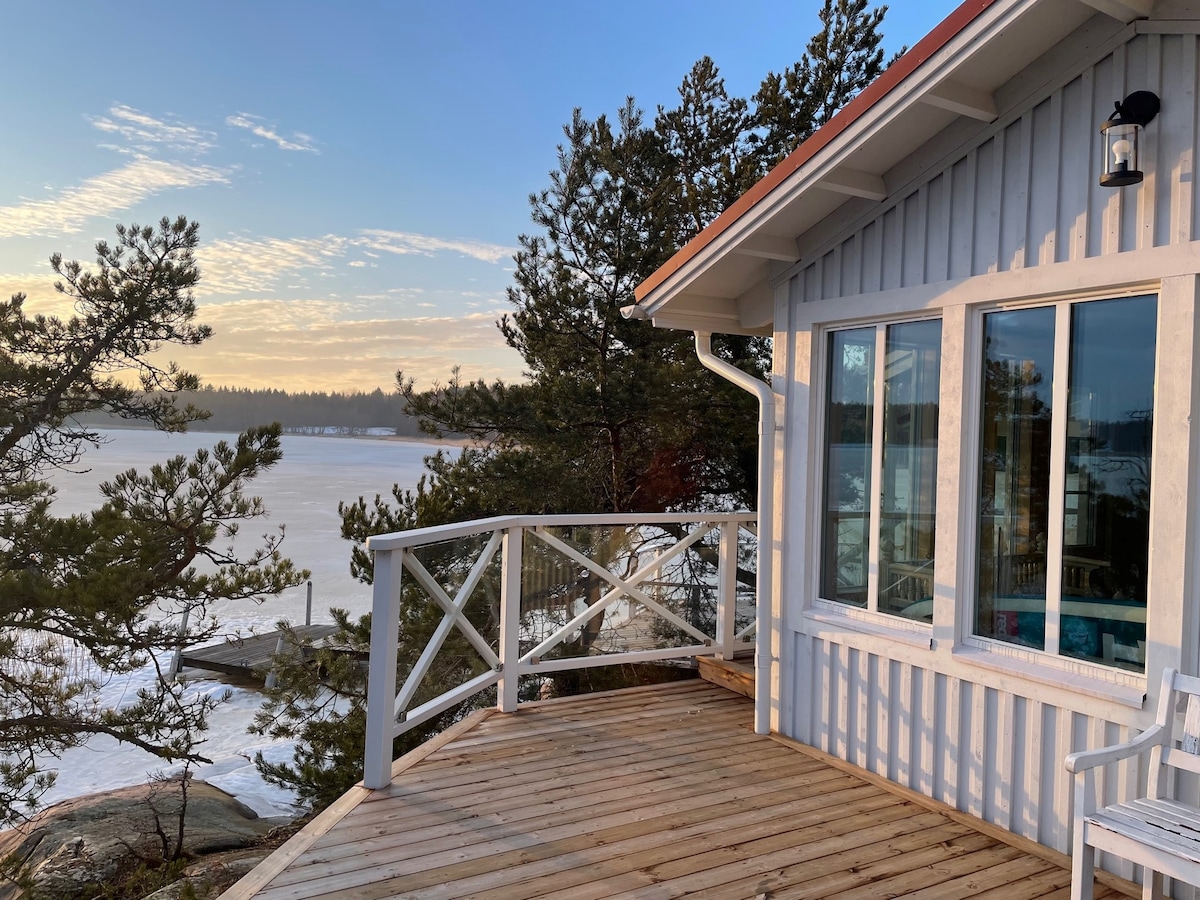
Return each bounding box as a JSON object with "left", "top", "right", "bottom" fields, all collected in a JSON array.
[
  {"left": 1163, "top": 746, "right": 1200, "bottom": 776},
  {"left": 1184, "top": 692, "right": 1200, "bottom": 756}
]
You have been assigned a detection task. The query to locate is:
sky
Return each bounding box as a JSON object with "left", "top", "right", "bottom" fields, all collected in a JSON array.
[{"left": 0, "top": 1, "right": 961, "bottom": 394}]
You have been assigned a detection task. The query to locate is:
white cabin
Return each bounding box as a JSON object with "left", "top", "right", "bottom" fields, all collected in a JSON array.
[
  {"left": 219, "top": 2, "right": 1200, "bottom": 897},
  {"left": 634, "top": 0, "right": 1200, "bottom": 887}
]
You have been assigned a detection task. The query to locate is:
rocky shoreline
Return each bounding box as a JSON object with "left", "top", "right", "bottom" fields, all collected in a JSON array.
[{"left": 0, "top": 779, "right": 300, "bottom": 900}]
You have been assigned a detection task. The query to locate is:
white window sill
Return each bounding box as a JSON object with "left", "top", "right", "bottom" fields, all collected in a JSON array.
[
  {"left": 795, "top": 605, "right": 1148, "bottom": 712},
  {"left": 800, "top": 605, "right": 933, "bottom": 652},
  {"left": 951, "top": 644, "right": 1147, "bottom": 709}
]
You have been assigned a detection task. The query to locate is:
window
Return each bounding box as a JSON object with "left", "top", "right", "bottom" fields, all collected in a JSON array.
[
  {"left": 974, "top": 295, "right": 1156, "bottom": 672},
  {"left": 821, "top": 320, "right": 941, "bottom": 618}
]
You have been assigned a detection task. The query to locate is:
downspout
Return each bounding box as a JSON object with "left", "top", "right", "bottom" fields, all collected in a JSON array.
[{"left": 693, "top": 332, "right": 775, "bottom": 736}]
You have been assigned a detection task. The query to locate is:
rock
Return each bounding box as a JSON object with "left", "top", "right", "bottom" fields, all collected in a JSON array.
[
  {"left": 0, "top": 779, "right": 289, "bottom": 900},
  {"left": 139, "top": 850, "right": 273, "bottom": 900}
]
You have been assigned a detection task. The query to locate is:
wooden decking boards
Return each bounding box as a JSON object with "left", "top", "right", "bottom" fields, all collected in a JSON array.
[
  {"left": 220, "top": 681, "right": 1138, "bottom": 900},
  {"left": 178, "top": 625, "right": 342, "bottom": 681}
]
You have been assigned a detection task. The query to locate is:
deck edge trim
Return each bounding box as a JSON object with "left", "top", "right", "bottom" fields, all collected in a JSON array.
[
  {"left": 217, "top": 707, "right": 496, "bottom": 899},
  {"left": 214, "top": 783, "right": 372, "bottom": 900}
]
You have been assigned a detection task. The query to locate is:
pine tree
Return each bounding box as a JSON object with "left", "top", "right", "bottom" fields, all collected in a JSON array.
[
  {"left": 656, "top": 56, "right": 761, "bottom": 236},
  {"left": 0, "top": 218, "right": 304, "bottom": 824},
  {"left": 752, "top": 0, "right": 898, "bottom": 168},
  {"left": 267, "top": 4, "right": 899, "bottom": 810},
  {"left": 388, "top": 98, "right": 762, "bottom": 522}
]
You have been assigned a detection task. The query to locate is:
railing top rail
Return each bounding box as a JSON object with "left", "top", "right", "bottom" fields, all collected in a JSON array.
[{"left": 366, "top": 511, "right": 757, "bottom": 552}]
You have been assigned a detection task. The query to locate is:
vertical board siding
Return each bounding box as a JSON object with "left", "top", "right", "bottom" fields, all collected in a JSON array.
[
  {"left": 791, "top": 633, "right": 1158, "bottom": 864},
  {"left": 797, "top": 34, "right": 1200, "bottom": 304}
]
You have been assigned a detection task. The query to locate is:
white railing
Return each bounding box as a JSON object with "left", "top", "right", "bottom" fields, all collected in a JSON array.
[{"left": 363, "top": 512, "right": 756, "bottom": 789}]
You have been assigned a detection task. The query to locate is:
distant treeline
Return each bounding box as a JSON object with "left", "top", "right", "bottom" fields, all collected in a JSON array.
[{"left": 78, "top": 386, "right": 431, "bottom": 437}]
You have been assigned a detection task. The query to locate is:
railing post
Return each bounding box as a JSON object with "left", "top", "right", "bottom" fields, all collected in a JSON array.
[
  {"left": 497, "top": 526, "right": 523, "bottom": 713},
  {"left": 715, "top": 521, "right": 739, "bottom": 660},
  {"left": 168, "top": 608, "right": 190, "bottom": 681},
  {"left": 364, "top": 547, "right": 402, "bottom": 790}
]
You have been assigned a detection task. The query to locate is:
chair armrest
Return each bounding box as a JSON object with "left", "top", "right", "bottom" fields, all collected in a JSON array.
[{"left": 1064, "top": 723, "right": 1166, "bottom": 774}]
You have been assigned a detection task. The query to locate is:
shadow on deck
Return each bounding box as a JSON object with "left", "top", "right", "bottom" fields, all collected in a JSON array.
[{"left": 220, "top": 680, "right": 1137, "bottom": 900}]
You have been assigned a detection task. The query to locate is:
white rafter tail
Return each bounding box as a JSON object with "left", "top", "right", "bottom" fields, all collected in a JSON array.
[
  {"left": 394, "top": 670, "right": 501, "bottom": 738},
  {"left": 402, "top": 550, "right": 501, "bottom": 668},
  {"left": 817, "top": 166, "right": 888, "bottom": 202},
  {"left": 1078, "top": 0, "right": 1153, "bottom": 23},
  {"left": 921, "top": 80, "right": 998, "bottom": 122},
  {"left": 732, "top": 235, "right": 800, "bottom": 262}
]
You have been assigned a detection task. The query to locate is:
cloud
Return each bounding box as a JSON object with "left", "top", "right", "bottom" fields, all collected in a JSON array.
[
  {"left": 226, "top": 114, "right": 318, "bottom": 153},
  {"left": 171, "top": 300, "right": 522, "bottom": 391},
  {"left": 0, "top": 265, "right": 523, "bottom": 392},
  {"left": 0, "top": 160, "right": 230, "bottom": 239},
  {"left": 89, "top": 105, "right": 217, "bottom": 156},
  {"left": 197, "top": 235, "right": 350, "bottom": 294},
  {"left": 194, "top": 229, "right": 513, "bottom": 296},
  {"left": 359, "top": 230, "right": 515, "bottom": 265},
  {"left": 0, "top": 273, "right": 65, "bottom": 308}
]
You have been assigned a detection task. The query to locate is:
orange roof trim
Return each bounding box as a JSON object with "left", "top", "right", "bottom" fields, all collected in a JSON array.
[{"left": 634, "top": 0, "right": 1000, "bottom": 303}]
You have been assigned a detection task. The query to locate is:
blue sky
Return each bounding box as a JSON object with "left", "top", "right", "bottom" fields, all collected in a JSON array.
[{"left": 0, "top": 1, "right": 960, "bottom": 392}]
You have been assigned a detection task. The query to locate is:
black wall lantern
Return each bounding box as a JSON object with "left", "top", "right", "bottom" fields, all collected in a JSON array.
[{"left": 1100, "top": 91, "right": 1160, "bottom": 187}]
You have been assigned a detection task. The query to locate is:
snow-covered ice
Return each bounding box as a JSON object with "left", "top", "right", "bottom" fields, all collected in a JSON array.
[{"left": 29, "top": 429, "right": 445, "bottom": 817}]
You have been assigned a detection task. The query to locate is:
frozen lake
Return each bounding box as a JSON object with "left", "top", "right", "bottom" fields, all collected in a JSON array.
[{"left": 30, "top": 428, "right": 450, "bottom": 817}]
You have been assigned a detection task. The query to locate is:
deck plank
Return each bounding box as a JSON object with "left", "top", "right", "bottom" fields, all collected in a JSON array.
[{"left": 220, "top": 681, "right": 1140, "bottom": 900}]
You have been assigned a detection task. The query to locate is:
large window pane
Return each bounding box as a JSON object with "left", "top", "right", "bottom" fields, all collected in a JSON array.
[
  {"left": 975, "top": 307, "right": 1056, "bottom": 648},
  {"left": 821, "top": 328, "right": 874, "bottom": 605},
  {"left": 879, "top": 320, "right": 941, "bottom": 616},
  {"left": 1059, "top": 295, "right": 1155, "bottom": 671}
]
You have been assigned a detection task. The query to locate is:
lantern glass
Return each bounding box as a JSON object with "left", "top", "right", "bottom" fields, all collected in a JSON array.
[{"left": 1100, "top": 121, "right": 1142, "bottom": 187}]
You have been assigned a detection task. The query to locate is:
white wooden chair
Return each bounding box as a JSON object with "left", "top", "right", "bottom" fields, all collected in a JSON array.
[{"left": 1065, "top": 667, "right": 1200, "bottom": 900}]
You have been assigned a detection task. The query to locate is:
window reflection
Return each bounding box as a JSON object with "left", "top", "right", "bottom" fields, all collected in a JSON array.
[
  {"left": 976, "top": 307, "right": 1055, "bottom": 649},
  {"left": 879, "top": 321, "right": 940, "bottom": 616},
  {"left": 1059, "top": 296, "right": 1154, "bottom": 670},
  {"left": 974, "top": 296, "right": 1156, "bottom": 671},
  {"left": 821, "top": 321, "right": 941, "bottom": 616},
  {"left": 821, "top": 329, "right": 874, "bottom": 605}
]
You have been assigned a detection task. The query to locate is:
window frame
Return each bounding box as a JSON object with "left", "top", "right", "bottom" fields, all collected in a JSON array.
[
  {"left": 813, "top": 314, "right": 943, "bottom": 630},
  {"left": 792, "top": 269, "right": 1188, "bottom": 708},
  {"left": 958, "top": 292, "right": 1158, "bottom": 679}
]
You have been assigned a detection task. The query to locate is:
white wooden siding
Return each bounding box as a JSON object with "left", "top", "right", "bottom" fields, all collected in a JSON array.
[
  {"left": 787, "top": 632, "right": 1149, "bottom": 878},
  {"left": 792, "top": 34, "right": 1200, "bottom": 306},
  {"left": 778, "top": 28, "right": 1200, "bottom": 895}
]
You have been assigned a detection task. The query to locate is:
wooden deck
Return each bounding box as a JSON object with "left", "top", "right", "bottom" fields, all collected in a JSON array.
[{"left": 221, "top": 680, "right": 1138, "bottom": 900}]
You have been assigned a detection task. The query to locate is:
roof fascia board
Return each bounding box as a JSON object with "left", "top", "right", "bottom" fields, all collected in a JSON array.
[
  {"left": 637, "top": 0, "right": 1036, "bottom": 314},
  {"left": 774, "top": 15, "right": 1137, "bottom": 288}
]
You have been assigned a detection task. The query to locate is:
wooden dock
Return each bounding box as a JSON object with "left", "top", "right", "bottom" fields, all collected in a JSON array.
[
  {"left": 177, "top": 625, "right": 342, "bottom": 680},
  {"left": 220, "top": 680, "right": 1139, "bottom": 900}
]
